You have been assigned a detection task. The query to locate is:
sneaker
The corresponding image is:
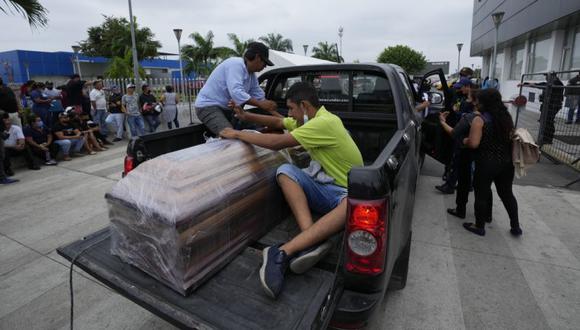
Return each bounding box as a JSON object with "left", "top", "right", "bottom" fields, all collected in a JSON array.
[
  {"left": 510, "top": 227, "right": 523, "bottom": 237},
  {"left": 0, "top": 177, "right": 19, "bottom": 184},
  {"left": 113, "top": 137, "right": 123, "bottom": 142},
  {"left": 259, "top": 245, "right": 288, "bottom": 299},
  {"left": 447, "top": 208, "right": 466, "bottom": 219},
  {"left": 45, "top": 159, "right": 57, "bottom": 166},
  {"left": 63, "top": 156, "right": 72, "bottom": 161},
  {"left": 71, "top": 153, "right": 86, "bottom": 157},
  {"left": 289, "top": 240, "right": 333, "bottom": 274},
  {"left": 463, "top": 222, "right": 485, "bottom": 236},
  {"left": 435, "top": 184, "right": 455, "bottom": 194}
]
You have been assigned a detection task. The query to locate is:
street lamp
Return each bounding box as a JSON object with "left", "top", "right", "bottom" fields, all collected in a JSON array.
[
  {"left": 338, "top": 26, "right": 344, "bottom": 61},
  {"left": 174, "top": 28, "right": 193, "bottom": 125},
  {"left": 303, "top": 44, "right": 308, "bottom": 56},
  {"left": 490, "top": 11, "right": 504, "bottom": 84},
  {"left": 127, "top": 0, "right": 140, "bottom": 88},
  {"left": 71, "top": 45, "right": 82, "bottom": 79},
  {"left": 456, "top": 43, "right": 463, "bottom": 75}
]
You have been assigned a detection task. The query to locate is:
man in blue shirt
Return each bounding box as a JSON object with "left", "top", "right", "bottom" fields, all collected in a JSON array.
[{"left": 194, "top": 42, "right": 278, "bottom": 134}]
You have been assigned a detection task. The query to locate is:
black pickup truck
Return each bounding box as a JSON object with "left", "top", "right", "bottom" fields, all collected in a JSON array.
[{"left": 58, "top": 64, "right": 451, "bottom": 329}]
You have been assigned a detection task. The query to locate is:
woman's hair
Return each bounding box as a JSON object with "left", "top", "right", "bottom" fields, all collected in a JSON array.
[
  {"left": 472, "top": 88, "right": 513, "bottom": 142},
  {"left": 165, "top": 85, "right": 174, "bottom": 93}
]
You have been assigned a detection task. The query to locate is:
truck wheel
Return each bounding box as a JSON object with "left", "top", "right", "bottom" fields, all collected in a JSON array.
[{"left": 388, "top": 231, "right": 411, "bottom": 291}]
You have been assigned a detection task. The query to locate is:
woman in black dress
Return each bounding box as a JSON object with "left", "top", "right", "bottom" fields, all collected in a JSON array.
[{"left": 462, "top": 89, "right": 522, "bottom": 237}]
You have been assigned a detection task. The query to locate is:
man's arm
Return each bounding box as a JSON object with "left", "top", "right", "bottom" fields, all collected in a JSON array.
[
  {"left": 25, "top": 136, "right": 45, "bottom": 150},
  {"left": 231, "top": 106, "right": 284, "bottom": 130},
  {"left": 220, "top": 128, "right": 300, "bottom": 150}
]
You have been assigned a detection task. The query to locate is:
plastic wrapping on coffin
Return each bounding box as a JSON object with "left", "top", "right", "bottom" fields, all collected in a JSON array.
[{"left": 106, "top": 139, "right": 289, "bottom": 296}]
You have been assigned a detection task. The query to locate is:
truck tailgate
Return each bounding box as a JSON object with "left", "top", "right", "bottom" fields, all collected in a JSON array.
[{"left": 57, "top": 227, "right": 335, "bottom": 330}]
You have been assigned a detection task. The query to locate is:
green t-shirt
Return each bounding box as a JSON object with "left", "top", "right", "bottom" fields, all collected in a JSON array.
[{"left": 283, "top": 106, "right": 363, "bottom": 187}]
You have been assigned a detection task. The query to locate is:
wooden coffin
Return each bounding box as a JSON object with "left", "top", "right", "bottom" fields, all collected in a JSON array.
[{"left": 106, "top": 139, "right": 288, "bottom": 296}]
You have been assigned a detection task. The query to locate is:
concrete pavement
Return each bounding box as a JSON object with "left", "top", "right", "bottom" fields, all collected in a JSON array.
[{"left": 1, "top": 143, "right": 580, "bottom": 329}]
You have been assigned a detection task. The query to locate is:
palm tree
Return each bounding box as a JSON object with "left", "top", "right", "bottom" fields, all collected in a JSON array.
[
  {"left": 312, "top": 42, "right": 343, "bottom": 62},
  {"left": 0, "top": 0, "right": 48, "bottom": 28},
  {"left": 227, "top": 33, "right": 255, "bottom": 57},
  {"left": 181, "top": 31, "right": 233, "bottom": 77},
  {"left": 259, "top": 33, "right": 293, "bottom": 52}
]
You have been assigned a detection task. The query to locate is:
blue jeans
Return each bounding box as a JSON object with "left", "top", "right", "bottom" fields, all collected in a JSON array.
[
  {"left": 54, "top": 138, "right": 84, "bottom": 156},
  {"left": 276, "top": 164, "right": 347, "bottom": 214},
  {"left": 127, "top": 115, "right": 145, "bottom": 137},
  {"left": 144, "top": 115, "right": 160, "bottom": 133},
  {"left": 93, "top": 109, "right": 109, "bottom": 136},
  {"left": 105, "top": 113, "right": 126, "bottom": 139}
]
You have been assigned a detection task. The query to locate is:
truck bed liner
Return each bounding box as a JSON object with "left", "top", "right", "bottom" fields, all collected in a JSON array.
[{"left": 57, "top": 227, "right": 335, "bottom": 330}]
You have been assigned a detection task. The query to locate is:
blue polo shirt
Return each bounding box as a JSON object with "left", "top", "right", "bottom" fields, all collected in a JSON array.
[{"left": 194, "top": 58, "right": 265, "bottom": 108}]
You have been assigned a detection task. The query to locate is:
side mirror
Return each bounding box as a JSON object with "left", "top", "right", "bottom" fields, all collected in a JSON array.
[{"left": 428, "top": 92, "right": 443, "bottom": 105}]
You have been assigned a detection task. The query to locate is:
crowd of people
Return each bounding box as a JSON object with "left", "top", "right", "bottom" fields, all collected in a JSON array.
[
  {"left": 434, "top": 67, "right": 522, "bottom": 237},
  {"left": 1, "top": 75, "right": 182, "bottom": 185}
]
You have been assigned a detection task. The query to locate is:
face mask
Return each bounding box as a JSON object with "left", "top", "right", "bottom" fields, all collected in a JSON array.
[
  {"left": 300, "top": 103, "right": 309, "bottom": 124},
  {"left": 303, "top": 114, "right": 309, "bottom": 124},
  {"left": 36, "top": 121, "right": 44, "bottom": 129}
]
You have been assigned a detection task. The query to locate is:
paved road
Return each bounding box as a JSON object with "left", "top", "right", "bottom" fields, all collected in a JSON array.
[{"left": 1, "top": 143, "right": 579, "bottom": 329}]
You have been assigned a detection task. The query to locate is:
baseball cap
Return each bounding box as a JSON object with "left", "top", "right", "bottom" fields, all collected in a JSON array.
[
  {"left": 453, "top": 77, "right": 473, "bottom": 89},
  {"left": 247, "top": 42, "right": 274, "bottom": 66},
  {"left": 127, "top": 83, "right": 136, "bottom": 88}
]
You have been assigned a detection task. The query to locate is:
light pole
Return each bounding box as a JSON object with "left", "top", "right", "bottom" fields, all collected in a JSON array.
[
  {"left": 71, "top": 45, "right": 82, "bottom": 79},
  {"left": 456, "top": 43, "right": 463, "bottom": 75},
  {"left": 303, "top": 44, "right": 308, "bottom": 56},
  {"left": 490, "top": 11, "right": 504, "bottom": 84},
  {"left": 338, "top": 26, "right": 344, "bottom": 61},
  {"left": 128, "top": 0, "right": 140, "bottom": 88},
  {"left": 174, "top": 28, "right": 192, "bottom": 125}
]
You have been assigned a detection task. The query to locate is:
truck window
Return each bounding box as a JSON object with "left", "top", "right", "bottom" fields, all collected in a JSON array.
[
  {"left": 352, "top": 72, "right": 394, "bottom": 113},
  {"left": 271, "top": 75, "right": 303, "bottom": 102},
  {"left": 397, "top": 72, "right": 415, "bottom": 110},
  {"left": 306, "top": 72, "right": 350, "bottom": 112}
]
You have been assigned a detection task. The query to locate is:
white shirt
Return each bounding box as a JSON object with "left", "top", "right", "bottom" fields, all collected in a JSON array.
[
  {"left": 90, "top": 88, "right": 107, "bottom": 110},
  {"left": 44, "top": 88, "right": 61, "bottom": 98},
  {"left": 4, "top": 125, "right": 24, "bottom": 147}
]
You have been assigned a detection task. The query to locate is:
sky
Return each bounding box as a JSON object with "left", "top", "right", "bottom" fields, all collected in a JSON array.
[{"left": 1, "top": 0, "right": 482, "bottom": 71}]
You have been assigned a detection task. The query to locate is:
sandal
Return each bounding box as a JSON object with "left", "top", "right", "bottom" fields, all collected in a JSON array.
[
  {"left": 463, "top": 222, "right": 485, "bottom": 236},
  {"left": 89, "top": 151, "right": 97, "bottom": 155}
]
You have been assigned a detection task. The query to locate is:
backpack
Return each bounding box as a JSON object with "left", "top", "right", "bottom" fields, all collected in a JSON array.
[{"left": 512, "top": 128, "right": 540, "bottom": 178}]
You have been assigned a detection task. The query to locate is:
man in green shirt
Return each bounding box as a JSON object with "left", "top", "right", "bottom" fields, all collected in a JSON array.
[{"left": 220, "top": 82, "right": 363, "bottom": 298}]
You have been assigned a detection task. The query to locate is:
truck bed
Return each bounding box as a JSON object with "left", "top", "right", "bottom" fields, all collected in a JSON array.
[{"left": 57, "top": 227, "right": 335, "bottom": 330}]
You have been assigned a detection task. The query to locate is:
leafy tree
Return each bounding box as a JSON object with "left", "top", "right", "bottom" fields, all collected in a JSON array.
[
  {"left": 312, "top": 42, "right": 342, "bottom": 63},
  {"left": 79, "top": 15, "right": 161, "bottom": 60},
  {"left": 181, "top": 30, "right": 232, "bottom": 77},
  {"left": 0, "top": 0, "right": 48, "bottom": 28},
  {"left": 104, "top": 50, "right": 145, "bottom": 79},
  {"left": 377, "top": 45, "right": 427, "bottom": 74},
  {"left": 227, "top": 33, "right": 255, "bottom": 57},
  {"left": 259, "top": 33, "right": 293, "bottom": 52}
]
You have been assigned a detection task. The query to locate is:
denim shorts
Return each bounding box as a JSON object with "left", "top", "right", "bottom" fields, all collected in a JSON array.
[{"left": 276, "top": 164, "right": 347, "bottom": 214}]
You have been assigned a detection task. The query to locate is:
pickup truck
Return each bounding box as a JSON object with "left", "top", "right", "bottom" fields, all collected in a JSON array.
[{"left": 58, "top": 63, "right": 451, "bottom": 329}]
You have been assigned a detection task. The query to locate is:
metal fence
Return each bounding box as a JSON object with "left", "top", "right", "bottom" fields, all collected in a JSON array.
[
  {"left": 514, "top": 69, "right": 580, "bottom": 187},
  {"left": 101, "top": 77, "right": 206, "bottom": 125}
]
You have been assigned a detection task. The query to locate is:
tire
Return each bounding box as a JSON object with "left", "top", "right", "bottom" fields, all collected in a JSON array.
[{"left": 387, "top": 231, "right": 412, "bottom": 291}]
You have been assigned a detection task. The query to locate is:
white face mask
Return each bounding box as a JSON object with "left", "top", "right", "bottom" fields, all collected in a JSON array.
[{"left": 301, "top": 103, "right": 309, "bottom": 124}]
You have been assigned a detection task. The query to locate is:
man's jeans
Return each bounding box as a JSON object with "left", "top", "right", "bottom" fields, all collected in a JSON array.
[
  {"left": 144, "top": 115, "right": 160, "bottom": 133},
  {"left": 276, "top": 164, "right": 347, "bottom": 215},
  {"left": 127, "top": 115, "right": 146, "bottom": 137},
  {"left": 106, "top": 113, "right": 126, "bottom": 139},
  {"left": 54, "top": 138, "right": 84, "bottom": 156},
  {"left": 93, "top": 109, "right": 109, "bottom": 136},
  {"left": 567, "top": 95, "right": 580, "bottom": 123}
]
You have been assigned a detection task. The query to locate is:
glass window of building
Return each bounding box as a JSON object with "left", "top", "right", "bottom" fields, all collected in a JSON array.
[
  {"left": 509, "top": 43, "right": 525, "bottom": 80},
  {"left": 528, "top": 34, "right": 551, "bottom": 73},
  {"left": 571, "top": 28, "right": 580, "bottom": 69},
  {"left": 494, "top": 52, "right": 505, "bottom": 80}
]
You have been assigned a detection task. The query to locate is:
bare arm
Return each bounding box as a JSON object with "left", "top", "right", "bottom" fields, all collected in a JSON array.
[
  {"left": 463, "top": 116, "right": 484, "bottom": 149},
  {"left": 220, "top": 128, "right": 300, "bottom": 151},
  {"left": 439, "top": 111, "right": 453, "bottom": 136},
  {"left": 232, "top": 106, "right": 284, "bottom": 130}
]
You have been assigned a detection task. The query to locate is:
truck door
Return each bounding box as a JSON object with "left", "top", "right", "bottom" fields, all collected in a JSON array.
[{"left": 418, "top": 69, "right": 453, "bottom": 164}]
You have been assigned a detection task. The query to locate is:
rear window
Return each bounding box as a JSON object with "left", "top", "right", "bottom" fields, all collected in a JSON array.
[{"left": 269, "top": 70, "right": 393, "bottom": 113}]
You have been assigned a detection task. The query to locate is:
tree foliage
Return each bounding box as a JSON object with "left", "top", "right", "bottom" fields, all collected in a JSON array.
[
  {"left": 104, "top": 50, "right": 145, "bottom": 79},
  {"left": 227, "top": 33, "right": 255, "bottom": 57},
  {"left": 377, "top": 45, "right": 427, "bottom": 74},
  {"left": 79, "top": 15, "right": 161, "bottom": 60},
  {"left": 312, "top": 42, "right": 342, "bottom": 63},
  {"left": 0, "top": 0, "right": 48, "bottom": 28},
  {"left": 181, "top": 30, "right": 232, "bottom": 77},
  {"left": 259, "top": 33, "right": 293, "bottom": 52}
]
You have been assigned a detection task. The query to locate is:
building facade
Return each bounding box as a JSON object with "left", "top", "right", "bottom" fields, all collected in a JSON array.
[
  {"left": 0, "top": 50, "right": 188, "bottom": 85},
  {"left": 471, "top": 0, "right": 580, "bottom": 100}
]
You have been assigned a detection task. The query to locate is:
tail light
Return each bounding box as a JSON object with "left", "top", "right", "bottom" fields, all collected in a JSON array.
[
  {"left": 123, "top": 155, "right": 135, "bottom": 176},
  {"left": 345, "top": 198, "right": 388, "bottom": 275}
]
